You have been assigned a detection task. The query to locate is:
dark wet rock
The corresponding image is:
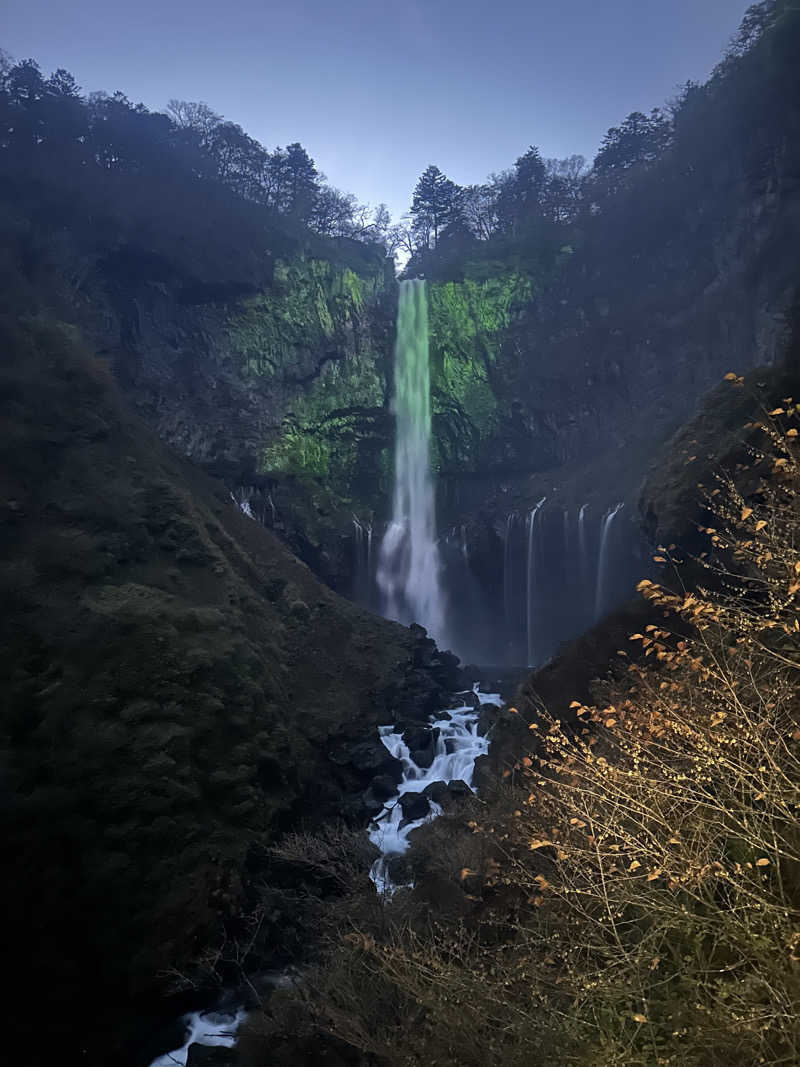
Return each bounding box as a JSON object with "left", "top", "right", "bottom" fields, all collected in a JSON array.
[
  {"left": 448, "top": 689, "right": 480, "bottom": 710},
  {"left": 472, "top": 754, "right": 493, "bottom": 792},
  {"left": 343, "top": 739, "right": 403, "bottom": 783},
  {"left": 408, "top": 748, "right": 432, "bottom": 769},
  {"left": 446, "top": 779, "right": 472, "bottom": 799},
  {"left": 444, "top": 738, "right": 461, "bottom": 755},
  {"left": 422, "top": 780, "right": 449, "bottom": 804},
  {"left": 399, "top": 792, "right": 430, "bottom": 821},
  {"left": 401, "top": 725, "right": 432, "bottom": 752},
  {"left": 369, "top": 774, "right": 398, "bottom": 801},
  {"left": 361, "top": 788, "right": 387, "bottom": 819}
]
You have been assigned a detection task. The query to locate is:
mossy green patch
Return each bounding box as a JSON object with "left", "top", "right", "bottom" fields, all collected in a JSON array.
[{"left": 427, "top": 272, "right": 533, "bottom": 471}]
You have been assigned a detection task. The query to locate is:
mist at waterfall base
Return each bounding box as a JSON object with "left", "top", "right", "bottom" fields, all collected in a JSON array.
[{"left": 358, "top": 474, "right": 648, "bottom": 671}]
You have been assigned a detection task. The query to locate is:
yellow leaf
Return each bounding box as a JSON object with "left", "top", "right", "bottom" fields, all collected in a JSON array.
[
  {"left": 723, "top": 372, "right": 738, "bottom": 381},
  {"left": 632, "top": 1013, "right": 648, "bottom": 1024},
  {"left": 741, "top": 506, "right": 753, "bottom": 520},
  {"left": 605, "top": 718, "right": 617, "bottom": 728},
  {"left": 534, "top": 874, "right": 550, "bottom": 889},
  {"left": 513, "top": 810, "right": 522, "bottom": 817},
  {"left": 569, "top": 700, "right": 581, "bottom": 708},
  {"left": 460, "top": 867, "right": 475, "bottom": 880},
  {"left": 528, "top": 722, "right": 538, "bottom": 730},
  {"left": 755, "top": 520, "right": 767, "bottom": 531},
  {"left": 788, "top": 429, "right": 798, "bottom": 438},
  {"left": 769, "top": 407, "right": 785, "bottom": 416},
  {"left": 629, "top": 860, "right": 641, "bottom": 871},
  {"left": 756, "top": 858, "right": 770, "bottom": 867},
  {"left": 522, "top": 756, "right": 533, "bottom": 767},
  {"left": 530, "top": 840, "right": 549, "bottom": 850},
  {"left": 509, "top": 706, "right": 519, "bottom": 714},
  {"left": 653, "top": 555, "right": 667, "bottom": 563},
  {"left": 647, "top": 870, "right": 662, "bottom": 882}
]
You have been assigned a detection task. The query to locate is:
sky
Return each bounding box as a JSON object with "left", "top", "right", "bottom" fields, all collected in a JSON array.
[{"left": 3, "top": 0, "right": 752, "bottom": 223}]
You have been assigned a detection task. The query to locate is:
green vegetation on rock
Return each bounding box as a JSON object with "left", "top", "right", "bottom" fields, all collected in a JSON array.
[{"left": 427, "top": 272, "right": 532, "bottom": 470}]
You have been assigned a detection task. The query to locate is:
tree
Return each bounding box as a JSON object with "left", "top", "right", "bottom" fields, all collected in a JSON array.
[
  {"left": 592, "top": 109, "right": 672, "bottom": 192},
  {"left": 410, "top": 164, "right": 463, "bottom": 248},
  {"left": 283, "top": 142, "right": 320, "bottom": 222},
  {"left": 542, "top": 155, "right": 587, "bottom": 223},
  {"left": 495, "top": 146, "right": 546, "bottom": 236},
  {"left": 166, "top": 99, "right": 221, "bottom": 143},
  {"left": 460, "top": 183, "right": 501, "bottom": 240}
]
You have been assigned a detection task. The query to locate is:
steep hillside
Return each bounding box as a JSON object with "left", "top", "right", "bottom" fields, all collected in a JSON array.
[{"left": 0, "top": 318, "right": 457, "bottom": 1065}]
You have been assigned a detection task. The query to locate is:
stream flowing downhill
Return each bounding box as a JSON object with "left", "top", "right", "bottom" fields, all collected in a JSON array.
[
  {"left": 368, "top": 686, "right": 502, "bottom": 893},
  {"left": 377, "top": 278, "right": 446, "bottom": 644}
]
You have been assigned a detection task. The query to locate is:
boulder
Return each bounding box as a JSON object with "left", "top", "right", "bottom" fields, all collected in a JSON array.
[
  {"left": 369, "top": 773, "right": 398, "bottom": 801},
  {"left": 448, "top": 689, "right": 480, "bottom": 710},
  {"left": 398, "top": 792, "right": 430, "bottom": 821},
  {"left": 422, "top": 780, "right": 449, "bottom": 804},
  {"left": 438, "top": 780, "right": 473, "bottom": 810},
  {"left": 346, "top": 739, "right": 403, "bottom": 782},
  {"left": 410, "top": 747, "right": 435, "bottom": 769},
  {"left": 361, "top": 788, "right": 386, "bottom": 819}
]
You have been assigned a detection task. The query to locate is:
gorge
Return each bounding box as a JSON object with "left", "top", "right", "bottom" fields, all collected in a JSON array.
[{"left": 1, "top": 3, "right": 799, "bottom": 1063}]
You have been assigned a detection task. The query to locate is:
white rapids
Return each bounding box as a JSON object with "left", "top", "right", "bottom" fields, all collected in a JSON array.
[
  {"left": 368, "top": 686, "right": 502, "bottom": 893},
  {"left": 149, "top": 1008, "right": 246, "bottom": 1066}
]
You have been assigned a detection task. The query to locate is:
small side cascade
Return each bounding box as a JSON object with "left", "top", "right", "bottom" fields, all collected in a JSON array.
[
  {"left": 502, "top": 511, "right": 517, "bottom": 632},
  {"left": 525, "top": 498, "right": 546, "bottom": 667},
  {"left": 352, "top": 516, "right": 374, "bottom": 606},
  {"left": 594, "top": 502, "right": 624, "bottom": 621},
  {"left": 232, "top": 487, "right": 255, "bottom": 519},
  {"left": 368, "top": 686, "right": 501, "bottom": 894}
]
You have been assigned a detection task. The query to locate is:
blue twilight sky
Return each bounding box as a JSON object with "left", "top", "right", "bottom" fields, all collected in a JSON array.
[{"left": 3, "top": 0, "right": 751, "bottom": 223}]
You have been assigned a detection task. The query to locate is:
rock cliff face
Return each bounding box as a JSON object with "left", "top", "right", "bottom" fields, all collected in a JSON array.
[
  {"left": 2, "top": 13, "right": 798, "bottom": 660},
  {"left": 0, "top": 319, "right": 459, "bottom": 1065}
]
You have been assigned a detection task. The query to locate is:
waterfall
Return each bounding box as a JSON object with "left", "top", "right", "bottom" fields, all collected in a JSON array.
[
  {"left": 502, "top": 512, "right": 516, "bottom": 634},
  {"left": 353, "top": 517, "right": 374, "bottom": 605},
  {"left": 594, "top": 503, "right": 624, "bottom": 621},
  {"left": 377, "top": 279, "right": 445, "bottom": 642},
  {"left": 578, "top": 503, "right": 590, "bottom": 619},
  {"left": 525, "top": 498, "right": 546, "bottom": 667},
  {"left": 369, "top": 686, "right": 501, "bottom": 894}
]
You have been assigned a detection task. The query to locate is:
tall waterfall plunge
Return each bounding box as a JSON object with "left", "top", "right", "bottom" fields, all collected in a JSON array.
[{"left": 377, "top": 279, "right": 446, "bottom": 642}]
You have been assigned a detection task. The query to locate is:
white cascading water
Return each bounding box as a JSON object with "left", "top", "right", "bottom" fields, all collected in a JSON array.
[
  {"left": 503, "top": 512, "right": 516, "bottom": 632},
  {"left": 525, "top": 498, "right": 546, "bottom": 667},
  {"left": 149, "top": 1009, "right": 246, "bottom": 1067},
  {"left": 377, "top": 279, "right": 446, "bottom": 643},
  {"left": 594, "top": 502, "right": 624, "bottom": 621},
  {"left": 368, "top": 686, "right": 502, "bottom": 894}
]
